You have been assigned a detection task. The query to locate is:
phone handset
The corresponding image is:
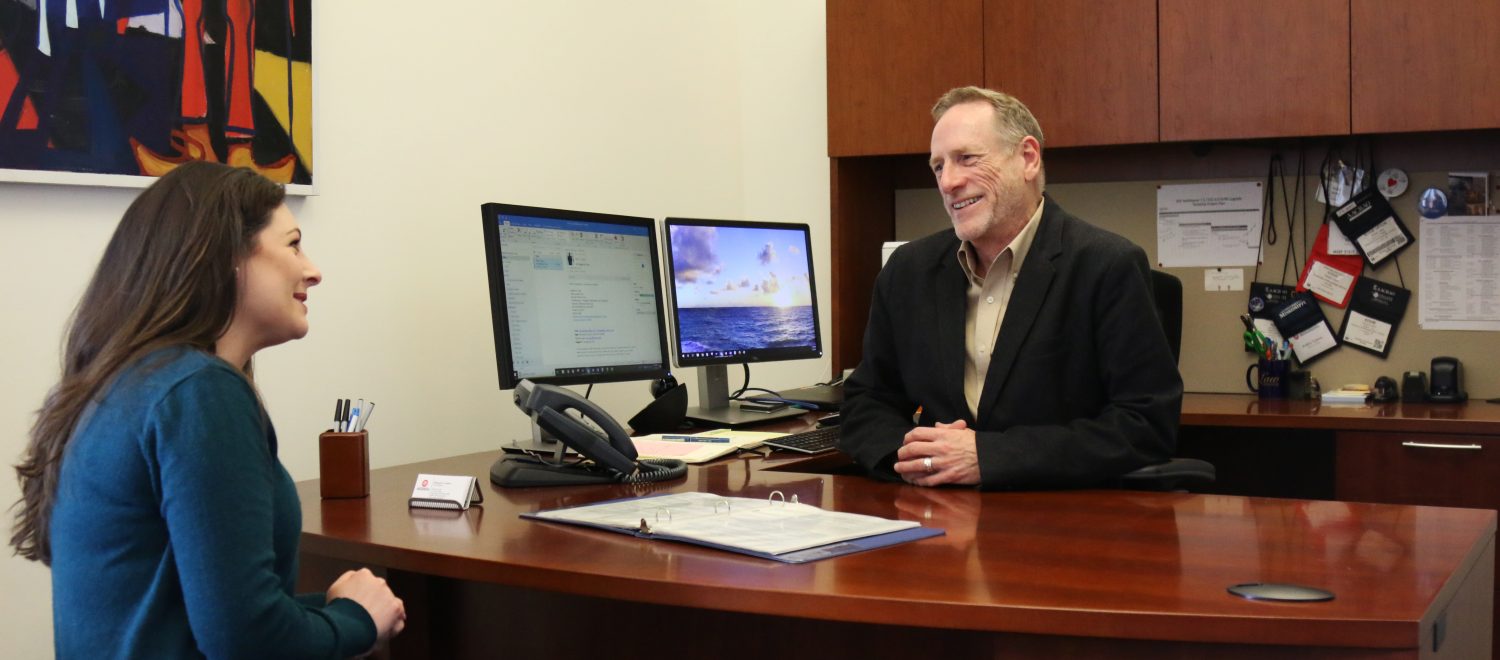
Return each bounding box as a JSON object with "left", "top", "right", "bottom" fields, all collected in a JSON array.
[{"left": 514, "top": 380, "right": 639, "bottom": 474}]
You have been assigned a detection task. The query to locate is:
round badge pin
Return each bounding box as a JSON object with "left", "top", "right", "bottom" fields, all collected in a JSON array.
[
  {"left": 1376, "top": 168, "right": 1408, "bottom": 198},
  {"left": 1418, "top": 188, "right": 1448, "bottom": 219}
]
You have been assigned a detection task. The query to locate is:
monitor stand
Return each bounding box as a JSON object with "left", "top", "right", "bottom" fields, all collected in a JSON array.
[{"left": 684, "top": 364, "right": 805, "bottom": 428}]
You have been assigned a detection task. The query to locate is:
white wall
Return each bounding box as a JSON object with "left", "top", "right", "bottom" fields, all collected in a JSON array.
[{"left": 0, "top": 1, "right": 829, "bottom": 655}]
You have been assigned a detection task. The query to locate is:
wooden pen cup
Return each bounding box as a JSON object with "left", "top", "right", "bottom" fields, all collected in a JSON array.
[{"left": 319, "top": 430, "right": 370, "bottom": 499}]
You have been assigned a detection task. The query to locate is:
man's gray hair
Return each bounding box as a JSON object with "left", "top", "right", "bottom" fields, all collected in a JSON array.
[{"left": 931, "top": 86, "right": 1045, "bottom": 150}]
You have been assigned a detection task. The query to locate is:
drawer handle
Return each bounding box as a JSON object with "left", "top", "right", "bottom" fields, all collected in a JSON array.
[{"left": 1400, "top": 441, "right": 1483, "bottom": 451}]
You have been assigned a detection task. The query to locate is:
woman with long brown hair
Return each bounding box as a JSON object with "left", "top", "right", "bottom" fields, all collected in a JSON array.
[{"left": 11, "top": 162, "right": 404, "bottom": 658}]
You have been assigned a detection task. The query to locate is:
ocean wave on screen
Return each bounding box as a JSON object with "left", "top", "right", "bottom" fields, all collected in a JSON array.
[{"left": 677, "top": 306, "right": 815, "bottom": 353}]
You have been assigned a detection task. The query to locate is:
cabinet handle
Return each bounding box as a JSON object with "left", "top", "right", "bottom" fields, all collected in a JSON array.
[{"left": 1400, "top": 441, "right": 1483, "bottom": 451}]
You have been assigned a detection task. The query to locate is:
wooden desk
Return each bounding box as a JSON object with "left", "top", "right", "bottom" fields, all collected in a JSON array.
[
  {"left": 1177, "top": 392, "right": 1500, "bottom": 505},
  {"left": 1181, "top": 393, "right": 1500, "bottom": 658},
  {"left": 299, "top": 449, "right": 1494, "bottom": 659},
  {"left": 1182, "top": 393, "right": 1500, "bottom": 435}
]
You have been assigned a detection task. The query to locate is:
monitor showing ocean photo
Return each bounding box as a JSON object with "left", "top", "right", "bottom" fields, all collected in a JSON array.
[{"left": 664, "top": 218, "right": 823, "bottom": 367}]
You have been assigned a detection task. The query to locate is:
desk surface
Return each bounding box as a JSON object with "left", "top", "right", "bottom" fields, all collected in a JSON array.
[
  {"left": 299, "top": 448, "right": 1494, "bottom": 653},
  {"left": 1183, "top": 392, "right": 1500, "bottom": 434}
]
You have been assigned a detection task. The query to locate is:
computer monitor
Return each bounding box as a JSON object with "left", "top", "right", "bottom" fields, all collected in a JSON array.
[
  {"left": 663, "top": 217, "right": 823, "bottom": 426},
  {"left": 480, "top": 203, "right": 671, "bottom": 391}
]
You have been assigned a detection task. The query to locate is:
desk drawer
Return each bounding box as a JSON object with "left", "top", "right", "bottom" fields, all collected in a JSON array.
[{"left": 1337, "top": 431, "right": 1500, "bottom": 509}]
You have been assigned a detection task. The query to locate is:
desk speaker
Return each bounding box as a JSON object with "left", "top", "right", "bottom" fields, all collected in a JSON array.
[{"left": 627, "top": 382, "right": 687, "bottom": 433}]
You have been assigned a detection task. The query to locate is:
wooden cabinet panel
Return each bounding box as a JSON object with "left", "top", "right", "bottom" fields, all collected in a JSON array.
[
  {"left": 984, "top": 0, "right": 1158, "bottom": 147},
  {"left": 1352, "top": 0, "right": 1500, "bottom": 134},
  {"left": 827, "top": 0, "right": 983, "bottom": 156},
  {"left": 1336, "top": 431, "right": 1500, "bottom": 509},
  {"left": 829, "top": 157, "right": 897, "bottom": 373},
  {"left": 1160, "top": 1, "right": 1350, "bottom": 142}
]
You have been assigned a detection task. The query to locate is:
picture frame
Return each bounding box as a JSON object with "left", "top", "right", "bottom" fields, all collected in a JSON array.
[{"left": 0, "top": 1, "right": 317, "bottom": 194}]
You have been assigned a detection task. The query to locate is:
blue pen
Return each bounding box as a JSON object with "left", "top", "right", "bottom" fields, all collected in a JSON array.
[{"left": 659, "top": 435, "right": 730, "bottom": 443}]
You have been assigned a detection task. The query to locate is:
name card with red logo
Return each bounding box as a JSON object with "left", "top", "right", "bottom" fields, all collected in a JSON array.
[{"left": 409, "top": 473, "right": 484, "bottom": 511}]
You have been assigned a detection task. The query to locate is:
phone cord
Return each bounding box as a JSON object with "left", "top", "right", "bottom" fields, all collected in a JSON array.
[{"left": 619, "top": 459, "right": 688, "bottom": 484}]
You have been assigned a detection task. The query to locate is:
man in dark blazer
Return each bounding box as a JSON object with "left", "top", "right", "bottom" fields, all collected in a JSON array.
[{"left": 839, "top": 87, "right": 1182, "bottom": 490}]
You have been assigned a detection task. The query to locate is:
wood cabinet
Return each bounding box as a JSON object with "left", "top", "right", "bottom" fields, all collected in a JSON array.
[
  {"left": 829, "top": 0, "right": 1500, "bottom": 153},
  {"left": 1335, "top": 429, "right": 1500, "bottom": 656},
  {"left": 1352, "top": 0, "right": 1500, "bottom": 134},
  {"left": 1336, "top": 431, "right": 1500, "bottom": 509},
  {"left": 826, "top": 0, "right": 982, "bottom": 157},
  {"left": 1159, "top": 0, "right": 1350, "bottom": 142},
  {"left": 984, "top": 0, "right": 1158, "bottom": 147}
]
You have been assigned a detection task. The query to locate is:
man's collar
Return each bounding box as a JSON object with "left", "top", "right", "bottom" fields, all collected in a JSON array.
[{"left": 955, "top": 197, "right": 1044, "bottom": 281}]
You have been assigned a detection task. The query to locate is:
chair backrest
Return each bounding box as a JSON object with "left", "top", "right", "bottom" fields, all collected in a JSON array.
[
  {"left": 1123, "top": 270, "right": 1215, "bottom": 492},
  {"left": 1149, "top": 270, "right": 1182, "bottom": 365}
]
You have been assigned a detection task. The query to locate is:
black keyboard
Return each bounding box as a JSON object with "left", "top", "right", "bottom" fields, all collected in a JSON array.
[{"left": 764, "top": 426, "right": 841, "bottom": 454}]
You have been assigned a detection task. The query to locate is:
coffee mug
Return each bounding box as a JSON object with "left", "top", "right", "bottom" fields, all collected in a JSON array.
[
  {"left": 1286, "top": 370, "right": 1314, "bottom": 400},
  {"left": 1246, "top": 359, "right": 1291, "bottom": 399}
]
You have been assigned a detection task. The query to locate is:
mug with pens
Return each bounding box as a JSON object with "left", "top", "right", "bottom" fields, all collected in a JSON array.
[
  {"left": 320, "top": 397, "right": 375, "bottom": 499},
  {"left": 1239, "top": 313, "right": 1286, "bottom": 359},
  {"left": 1241, "top": 314, "right": 1293, "bottom": 399}
]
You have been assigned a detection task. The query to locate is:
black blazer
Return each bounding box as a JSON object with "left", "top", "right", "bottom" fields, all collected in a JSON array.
[{"left": 839, "top": 197, "right": 1182, "bottom": 489}]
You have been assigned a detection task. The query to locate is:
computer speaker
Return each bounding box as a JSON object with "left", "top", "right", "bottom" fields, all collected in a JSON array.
[{"left": 628, "top": 382, "right": 687, "bottom": 434}]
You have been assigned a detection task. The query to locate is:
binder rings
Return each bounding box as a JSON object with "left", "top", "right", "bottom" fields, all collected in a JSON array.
[{"left": 523, "top": 491, "right": 943, "bottom": 563}]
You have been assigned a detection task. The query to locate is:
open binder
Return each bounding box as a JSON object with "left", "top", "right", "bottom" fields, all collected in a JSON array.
[{"left": 523, "top": 491, "right": 944, "bottom": 563}]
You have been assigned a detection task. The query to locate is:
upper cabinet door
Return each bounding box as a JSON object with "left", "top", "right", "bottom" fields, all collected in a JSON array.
[
  {"left": 827, "top": 0, "right": 984, "bottom": 156},
  {"left": 1160, "top": 1, "right": 1350, "bottom": 142},
  {"left": 984, "top": 0, "right": 1158, "bottom": 148},
  {"left": 1352, "top": 0, "right": 1500, "bottom": 134}
]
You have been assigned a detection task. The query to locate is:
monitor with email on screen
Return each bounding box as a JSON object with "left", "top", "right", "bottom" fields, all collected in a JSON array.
[{"left": 480, "top": 203, "right": 670, "bottom": 390}]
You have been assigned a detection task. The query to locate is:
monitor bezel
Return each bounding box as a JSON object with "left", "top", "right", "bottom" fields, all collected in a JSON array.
[
  {"left": 662, "top": 217, "right": 824, "bottom": 369},
  {"left": 480, "top": 202, "right": 672, "bottom": 390}
]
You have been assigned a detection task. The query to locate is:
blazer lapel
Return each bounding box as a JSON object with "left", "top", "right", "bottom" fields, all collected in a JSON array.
[
  {"left": 976, "top": 200, "right": 1063, "bottom": 419},
  {"left": 933, "top": 243, "right": 969, "bottom": 415}
]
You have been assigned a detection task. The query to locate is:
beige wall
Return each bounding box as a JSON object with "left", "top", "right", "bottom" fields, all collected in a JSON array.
[
  {"left": 897, "top": 173, "right": 1500, "bottom": 397},
  {"left": 0, "top": 2, "right": 830, "bottom": 655}
]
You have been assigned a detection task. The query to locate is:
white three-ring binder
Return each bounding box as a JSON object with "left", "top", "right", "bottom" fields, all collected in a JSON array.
[{"left": 523, "top": 491, "right": 943, "bottom": 563}]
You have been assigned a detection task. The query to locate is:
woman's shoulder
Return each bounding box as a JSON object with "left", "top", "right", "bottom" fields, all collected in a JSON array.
[{"left": 111, "top": 347, "right": 250, "bottom": 404}]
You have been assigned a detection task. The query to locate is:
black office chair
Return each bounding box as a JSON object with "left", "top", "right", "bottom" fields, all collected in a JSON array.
[
  {"left": 1119, "top": 270, "right": 1215, "bottom": 491},
  {"left": 1150, "top": 269, "right": 1183, "bottom": 364}
]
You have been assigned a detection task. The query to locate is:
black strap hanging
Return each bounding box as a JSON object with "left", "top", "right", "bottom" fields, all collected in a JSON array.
[{"left": 1253, "top": 155, "right": 1280, "bottom": 284}]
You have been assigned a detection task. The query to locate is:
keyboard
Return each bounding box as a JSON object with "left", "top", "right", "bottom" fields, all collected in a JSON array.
[{"left": 764, "top": 426, "right": 841, "bottom": 454}]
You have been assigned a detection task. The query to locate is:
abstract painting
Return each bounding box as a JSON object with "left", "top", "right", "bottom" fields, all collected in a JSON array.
[{"left": 0, "top": 1, "right": 313, "bottom": 190}]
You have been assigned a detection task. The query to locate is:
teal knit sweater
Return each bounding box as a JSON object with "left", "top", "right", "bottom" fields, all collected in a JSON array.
[{"left": 49, "top": 348, "right": 375, "bottom": 659}]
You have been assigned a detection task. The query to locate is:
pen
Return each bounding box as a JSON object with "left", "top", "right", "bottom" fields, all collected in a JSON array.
[
  {"left": 659, "top": 435, "right": 730, "bottom": 443},
  {"left": 356, "top": 401, "right": 374, "bottom": 432},
  {"left": 332, "top": 400, "right": 342, "bottom": 431},
  {"left": 341, "top": 398, "right": 351, "bottom": 432},
  {"left": 348, "top": 399, "right": 363, "bottom": 432}
]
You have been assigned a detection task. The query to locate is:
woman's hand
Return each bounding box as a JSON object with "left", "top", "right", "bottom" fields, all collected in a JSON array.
[{"left": 328, "top": 568, "right": 406, "bottom": 651}]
